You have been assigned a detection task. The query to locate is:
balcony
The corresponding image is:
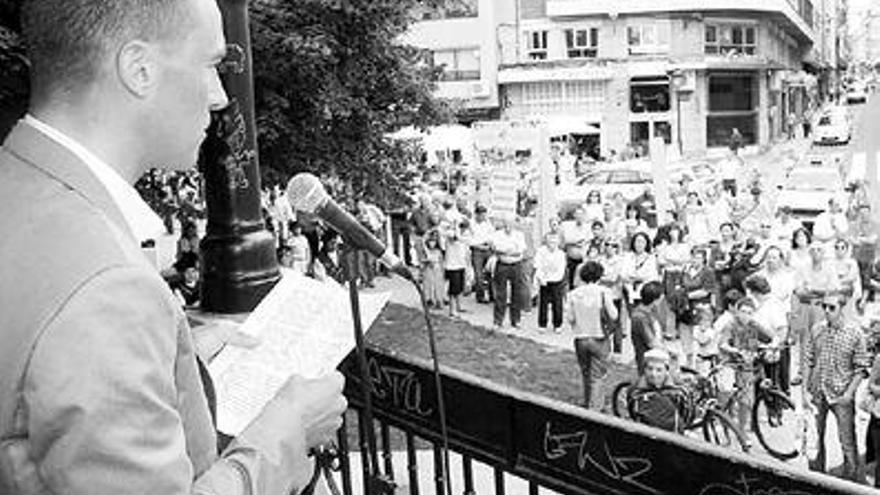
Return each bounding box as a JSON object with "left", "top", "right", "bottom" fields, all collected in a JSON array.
[
  {"left": 545, "top": 0, "right": 814, "bottom": 44},
  {"left": 334, "top": 346, "right": 867, "bottom": 495}
]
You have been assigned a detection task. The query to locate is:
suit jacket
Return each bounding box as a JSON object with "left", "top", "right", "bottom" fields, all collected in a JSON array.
[{"left": 0, "top": 122, "right": 309, "bottom": 494}]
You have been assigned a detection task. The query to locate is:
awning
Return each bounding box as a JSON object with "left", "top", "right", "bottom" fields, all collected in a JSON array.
[
  {"left": 542, "top": 116, "right": 600, "bottom": 136},
  {"left": 498, "top": 64, "right": 613, "bottom": 84}
]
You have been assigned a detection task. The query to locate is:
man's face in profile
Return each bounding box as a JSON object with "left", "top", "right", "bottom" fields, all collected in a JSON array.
[{"left": 150, "top": 0, "right": 229, "bottom": 170}]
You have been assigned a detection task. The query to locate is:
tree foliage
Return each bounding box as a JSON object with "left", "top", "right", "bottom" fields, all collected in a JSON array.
[
  {"left": 0, "top": 0, "right": 452, "bottom": 209},
  {"left": 250, "top": 0, "right": 451, "bottom": 208}
]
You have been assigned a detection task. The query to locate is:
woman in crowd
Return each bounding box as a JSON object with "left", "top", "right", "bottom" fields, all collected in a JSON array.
[
  {"left": 831, "top": 238, "right": 862, "bottom": 321},
  {"left": 683, "top": 192, "right": 712, "bottom": 246},
  {"left": 312, "top": 231, "right": 346, "bottom": 284},
  {"left": 789, "top": 228, "right": 813, "bottom": 274},
  {"left": 568, "top": 261, "right": 619, "bottom": 410},
  {"left": 418, "top": 228, "right": 446, "bottom": 308},
  {"left": 600, "top": 240, "right": 626, "bottom": 359},
  {"left": 623, "top": 204, "right": 650, "bottom": 249},
  {"left": 679, "top": 246, "right": 718, "bottom": 368},
  {"left": 584, "top": 190, "right": 604, "bottom": 224},
  {"left": 176, "top": 220, "right": 200, "bottom": 262},
  {"left": 658, "top": 224, "right": 692, "bottom": 341},
  {"left": 622, "top": 232, "right": 660, "bottom": 311},
  {"left": 757, "top": 246, "right": 797, "bottom": 316}
]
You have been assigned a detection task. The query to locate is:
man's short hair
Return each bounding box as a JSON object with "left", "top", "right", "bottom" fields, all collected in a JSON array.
[
  {"left": 21, "top": 0, "right": 194, "bottom": 99},
  {"left": 579, "top": 261, "right": 604, "bottom": 284},
  {"left": 743, "top": 274, "right": 772, "bottom": 296},
  {"left": 640, "top": 281, "right": 664, "bottom": 306}
]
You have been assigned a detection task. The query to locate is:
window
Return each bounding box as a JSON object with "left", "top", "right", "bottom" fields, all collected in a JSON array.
[
  {"left": 527, "top": 31, "right": 548, "bottom": 60},
  {"left": 610, "top": 170, "right": 644, "bottom": 184},
  {"left": 630, "top": 77, "right": 670, "bottom": 113},
  {"left": 565, "top": 28, "right": 599, "bottom": 58},
  {"left": 433, "top": 48, "right": 481, "bottom": 81},
  {"left": 627, "top": 23, "right": 669, "bottom": 55},
  {"left": 506, "top": 80, "right": 606, "bottom": 118},
  {"left": 705, "top": 24, "right": 757, "bottom": 55}
]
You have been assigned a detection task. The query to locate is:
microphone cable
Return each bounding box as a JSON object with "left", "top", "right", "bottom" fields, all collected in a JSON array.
[{"left": 405, "top": 273, "right": 454, "bottom": 495}]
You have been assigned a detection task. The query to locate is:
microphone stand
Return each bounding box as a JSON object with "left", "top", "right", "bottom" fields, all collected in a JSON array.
[{"left": 343, "top": 246, "right": 396, "bottom": 495}]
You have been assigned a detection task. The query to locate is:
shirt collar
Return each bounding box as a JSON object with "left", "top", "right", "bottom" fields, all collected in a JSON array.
[{"left": 23, "top": 115, "right": 165, "bottom": 244}]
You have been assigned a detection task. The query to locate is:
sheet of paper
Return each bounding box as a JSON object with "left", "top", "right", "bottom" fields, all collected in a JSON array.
[{"left": 208, "top": 269, "right": 390, "bottom": 435}]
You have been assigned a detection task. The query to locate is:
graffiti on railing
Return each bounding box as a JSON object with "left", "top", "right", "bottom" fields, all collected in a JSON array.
[
  {"left": 368, "top": 358, "right": 434, "bottom": 417},
  {"left": 543, "top": 422, "right": 660, "bottom": 495},
  {"left": 699, "top": 473, "right": 812, "bottom": 495}
]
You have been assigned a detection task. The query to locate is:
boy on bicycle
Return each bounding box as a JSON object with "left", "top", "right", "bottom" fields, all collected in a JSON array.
[
  {"left": 627, "top": 349, "right": 693, "bottom": 432},
  {"left": 718, "top": 297, "right": 776, "bottom": 434}
]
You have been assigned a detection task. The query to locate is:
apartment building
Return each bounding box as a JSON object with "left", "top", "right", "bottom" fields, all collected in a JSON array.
[
  {"left": 498, "top": 0, "right": 816, "bottom": 157},
  {"left": 404, "top": 0, "right": 817, "bottom": 157},
  {"left": 403, "top": 0, "right": 501, "bottom": 122}
]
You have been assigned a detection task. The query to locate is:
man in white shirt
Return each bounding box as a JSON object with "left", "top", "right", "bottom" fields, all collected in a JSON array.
[
  {"left": 491, "top": 215, "right": 527, "bottom": 329},
  {"left": 813, "top": 198, "right": 849, "bottom": 247},
  {"left": 535, "top": 232, "right": 567, "bottom": 332},
  {"left": 469, "top": 204, "right": 497, "bottom": 303}
]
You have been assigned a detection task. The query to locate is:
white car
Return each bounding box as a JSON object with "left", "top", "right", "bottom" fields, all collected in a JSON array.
[
  {"left": 775, "top": 167, "right": 847, "bottom": 226},
  {"left": 812, "top": 112, "right": 851, "bottom": 145},
  {"left": 846, "top": 85, "right": 868, "bottom": 104},
  {"left": 555, "top": 168, "right": 651, "bottom": 215}
]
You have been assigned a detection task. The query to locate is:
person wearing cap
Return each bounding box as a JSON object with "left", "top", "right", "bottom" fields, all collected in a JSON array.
[
  {"left": 469, "top": 205, "right": 496, "bottom": 303},
  {"left": 803, "top": 292, "right": 870, "bottom": 482},
  {"left": 626, "top": 348, "right": 693, "bottom": 432}
]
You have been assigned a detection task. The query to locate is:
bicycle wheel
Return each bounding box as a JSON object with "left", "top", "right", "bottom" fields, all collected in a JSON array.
[
  {"left": 752, "top": 388, "right": 798, "bottom": 460},
  {"left": 702, "top": 408, "right": 750, "bottom": 453},
  {"left": 611, "top": 381, "right": 633, "bottom": 419}
]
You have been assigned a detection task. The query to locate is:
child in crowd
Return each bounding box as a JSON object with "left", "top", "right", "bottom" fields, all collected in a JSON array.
[
  {"left": 692, "top": 305, "right": 718, "bottom": 375},
  {"left": 443, "top": 221, "right": 470, "bottom": 317},
  {"left": 171, "top": 252, "right": 201, "bottom": 308},
  {"left": 718, "top": 297, "right": 774, "bottom": 435},
  {"left": 535, "top": 232, "right": 567, "bottom": 332},
  {"left": 286, "top": 221, "right": 311, "bottom": 275},
  {"left": 627, "top": 349, "right": 693, "bottom": 432},
  {"left": 420, "top": 228, "right": 446, "bottom": 309},
  {"left": 277, "top": 245, "right": 295, "bottom": 269}
]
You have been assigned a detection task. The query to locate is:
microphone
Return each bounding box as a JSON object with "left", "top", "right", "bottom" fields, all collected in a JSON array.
[{"left": 286, "top": 173, "right": 412, "bottom": 280}]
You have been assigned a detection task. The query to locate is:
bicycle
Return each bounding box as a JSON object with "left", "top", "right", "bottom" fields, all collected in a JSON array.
[
  {"left": 611, "top": 361, "right": 750, "bottom": 454},
  {"left": 722, "top": 345, "right": 799, "bottom": 461}
]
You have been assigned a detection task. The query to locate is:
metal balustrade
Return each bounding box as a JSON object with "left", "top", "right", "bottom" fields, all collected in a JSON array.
[{"left": 335, "top": 346, "right": 874, "bottom": 495}]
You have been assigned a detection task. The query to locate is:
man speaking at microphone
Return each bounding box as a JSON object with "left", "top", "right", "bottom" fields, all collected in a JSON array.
[{"left": 0, "top": 1, "right": 346, "bottom": 494}]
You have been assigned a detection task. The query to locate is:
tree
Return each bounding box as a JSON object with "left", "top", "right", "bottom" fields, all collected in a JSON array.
[
  {"left": 0, "top": 0, "right": 452, "bottom": 209},
  {"left": 250, "top": 0, "right": 451, "bottom": 209}
]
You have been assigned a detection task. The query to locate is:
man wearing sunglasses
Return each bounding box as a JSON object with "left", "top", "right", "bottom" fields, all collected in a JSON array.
[{"left": 803, "top": 293, "right": 870, "bottom": 482}]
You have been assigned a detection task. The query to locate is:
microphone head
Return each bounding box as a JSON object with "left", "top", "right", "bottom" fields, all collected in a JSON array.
[{"left": 286, "top": 173, "right": 328, "bottom": 213}]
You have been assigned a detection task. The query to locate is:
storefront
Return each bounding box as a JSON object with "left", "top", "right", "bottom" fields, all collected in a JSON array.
[
  {"left": 706, "top": 71, "right": 758, "bottom": 148},
  {"left": 629, "top": 76, "right": 673, "bottom": 155}
]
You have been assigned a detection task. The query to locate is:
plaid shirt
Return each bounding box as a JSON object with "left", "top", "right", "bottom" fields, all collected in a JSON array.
[{"left": 805, "top": 322, "right": 870, "bottom": 402}]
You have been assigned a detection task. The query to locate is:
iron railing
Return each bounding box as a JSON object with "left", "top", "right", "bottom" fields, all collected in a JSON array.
[{"left": 336, "top": 346, "right": 874, "bottom": 495}]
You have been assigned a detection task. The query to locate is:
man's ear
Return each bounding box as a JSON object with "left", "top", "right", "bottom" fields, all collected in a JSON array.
[{"left": 117, "top": 40, "right": 158, "bottom": 97}]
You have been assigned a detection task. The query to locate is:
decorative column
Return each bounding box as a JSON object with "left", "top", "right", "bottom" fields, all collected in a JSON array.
[{"left": 199, "top": 0, "right": 280, "bottom": 313}]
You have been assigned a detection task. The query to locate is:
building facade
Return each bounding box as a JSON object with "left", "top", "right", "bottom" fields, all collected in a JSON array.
[
  {"left": 404, "top": 0, "right": 817, "bottom": 157},
  {"left": 499, "top": 0, "right": 815, "bottom": 158},
  {"left": 403, "top": 0, "right": 502, "bottom": 122}
]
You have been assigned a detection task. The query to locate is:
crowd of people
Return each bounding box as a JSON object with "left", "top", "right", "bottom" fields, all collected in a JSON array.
[{"left": 155, "top": 157, "right": 880, "bottom": 485}]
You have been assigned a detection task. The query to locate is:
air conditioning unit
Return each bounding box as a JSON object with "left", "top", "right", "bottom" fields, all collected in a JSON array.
[{"left": 470, "top": 82, "right": 491, "bottom": 97}]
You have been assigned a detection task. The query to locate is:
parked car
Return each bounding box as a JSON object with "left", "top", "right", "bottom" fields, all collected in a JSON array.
[
  {"left": 846, "top": 85, "right": 868, "bottom": 104},
  {"left": 812, "top": 111, "right": 851, "bottom": 145},
  {"left": 775, "top": 166, "right": 847, "bottom": 227},
  {"left": 556, "top": 168, "right": 651, "bottom": 216}
]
